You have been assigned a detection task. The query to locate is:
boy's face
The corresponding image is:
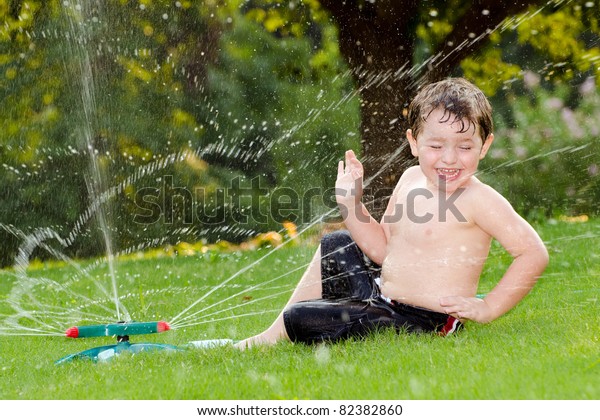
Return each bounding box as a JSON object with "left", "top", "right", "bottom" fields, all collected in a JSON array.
[{"left": 407, "top": 108, "right": 494, "bottom": 193}]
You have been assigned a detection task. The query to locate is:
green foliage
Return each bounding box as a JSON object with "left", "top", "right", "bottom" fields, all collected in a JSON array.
[
  {"left": 516, "top": 2, "right": 600, "bottom": 77},
  {"left": 0, "top": 1, "right": 359, "bottom": 267},
  {"left": 461, "top": 49, "right": 522, "bottom": 97},
  {"left": 415, "top": 1, "right": 464, "bottom": 48},
  {"left": 463, "top": 1, "right": 600, "bottom": 95},
  {"left": 479, "top": 79, "right": 600, "bottom": 219},
  {"left": 243, "top": 0, "right": 331, "bottom": 38},
  {"left": 1, "top": 0, "right": 599, "bottom": 269}
]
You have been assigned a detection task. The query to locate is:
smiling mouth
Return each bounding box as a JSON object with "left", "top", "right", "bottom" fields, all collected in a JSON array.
[{"left": 437, "top": 168, "right": 461, "bottom": 181}]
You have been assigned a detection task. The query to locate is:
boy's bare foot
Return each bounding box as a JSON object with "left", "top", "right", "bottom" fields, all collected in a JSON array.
[{"left": 234, "top": 331, "right": 283, "bottom": 350}]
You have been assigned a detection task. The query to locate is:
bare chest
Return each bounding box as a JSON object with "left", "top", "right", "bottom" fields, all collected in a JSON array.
[{"left": 388, "top": 186, "right": 473, "bottom": 244}]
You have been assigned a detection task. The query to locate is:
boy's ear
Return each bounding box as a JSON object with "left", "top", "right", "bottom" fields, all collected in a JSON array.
[
  {"left": 407, "top": 129, "right": 419, "bottom": 157},
  {"left": 479, "top": 133, "right": 494, "bottom": 159}
]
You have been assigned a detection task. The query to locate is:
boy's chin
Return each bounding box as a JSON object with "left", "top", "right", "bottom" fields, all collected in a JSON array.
[{"left": 434, "top": 176, "right": 466, "bottom": 193}]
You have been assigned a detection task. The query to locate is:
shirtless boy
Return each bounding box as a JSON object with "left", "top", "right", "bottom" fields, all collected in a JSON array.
[{"left": 237, "top": 77, "right": 549, "bottom": 347}]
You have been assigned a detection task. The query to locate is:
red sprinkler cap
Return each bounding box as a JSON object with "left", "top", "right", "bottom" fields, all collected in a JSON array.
[
  {"left": 65, "top": 326, "right": 79, "bottom": 338},
  {"left": 157, "top": 321, "right": 170, "bottom": 333}
]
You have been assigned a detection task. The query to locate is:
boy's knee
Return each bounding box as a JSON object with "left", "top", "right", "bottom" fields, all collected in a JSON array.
[
  {"left": 283, "top": 300, "right": 341, "bottom": 343},
  {"left": 322, "top": 230, "right": 354, "bottom": 251},
  {"left": 282, "top": 303, "right": 304, "bottom": 343}
]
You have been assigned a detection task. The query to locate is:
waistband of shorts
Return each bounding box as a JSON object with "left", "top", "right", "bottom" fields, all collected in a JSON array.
[{"left": 377, "top": 294, "right": 462, "bottom": 336}]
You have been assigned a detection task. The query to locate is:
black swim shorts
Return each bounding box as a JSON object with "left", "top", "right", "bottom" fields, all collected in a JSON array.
[{"left": 282, "top": 230, "right": 462, "bottom": 344}]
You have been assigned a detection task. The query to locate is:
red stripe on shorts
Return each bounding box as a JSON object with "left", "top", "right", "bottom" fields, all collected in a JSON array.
[{"left": 439, "top": 316, "right": 460, "bottom": 336}]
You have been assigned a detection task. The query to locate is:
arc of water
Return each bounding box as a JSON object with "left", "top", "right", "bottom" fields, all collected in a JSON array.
[
  {"left": 169, "top": 257, "right": 310, "bottom": 328},
  {"left": 173, "top": 309, "right": 282, "bottom": 329},
  {"left": 171, "top": 262, "right": 375, "bottom": 330},
  {"left": 2, "top": 224, "right": 122, "bottom": 331},
  {"left": 4, "top": 226, "right": 119, "bottom": 332}
]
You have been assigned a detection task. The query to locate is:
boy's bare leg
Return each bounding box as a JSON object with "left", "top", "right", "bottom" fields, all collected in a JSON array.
[{"left": 235, "top": 246, "right": 323, "bottom": 348}]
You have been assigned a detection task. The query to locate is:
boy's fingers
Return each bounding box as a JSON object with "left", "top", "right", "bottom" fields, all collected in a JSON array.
[
  {"left": 440, "top": 296, "right": 463, "bottom": 316},
  {"left": 345, "top": 150, "right": 359, "bottom": 168},
  {"left": 337, "top": 160, "right": 344, "bottom": 177}
]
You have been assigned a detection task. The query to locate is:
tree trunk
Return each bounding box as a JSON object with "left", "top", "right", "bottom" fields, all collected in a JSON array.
[{"left": 319, "top": 0, "right": 420, "bottom": 217}]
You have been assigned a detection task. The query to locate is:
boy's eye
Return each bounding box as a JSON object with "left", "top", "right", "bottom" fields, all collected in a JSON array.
[
  {"left": 460, "top": 146, "right": 472, "bottom": 150},
  {"left": 429, "top": 145, "right": 442, "bottom": 149}
]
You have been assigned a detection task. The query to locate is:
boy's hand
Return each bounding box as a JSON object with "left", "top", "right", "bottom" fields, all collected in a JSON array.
[
  {"left": 439, "top": 296, "right": 495, "bottom": 324},
  {"left": 336, "top": 150, "right": 364, "bottom": 206}
]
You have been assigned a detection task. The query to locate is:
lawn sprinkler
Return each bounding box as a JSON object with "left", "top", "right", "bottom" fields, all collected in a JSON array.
[{"left": 55, "top": 320, "right": 180, "bottom": 364}]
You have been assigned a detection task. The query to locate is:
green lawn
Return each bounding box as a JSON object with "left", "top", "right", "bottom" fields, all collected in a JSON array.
[{"left": 0, "top": 219, "right": 598, "bottom": 399}]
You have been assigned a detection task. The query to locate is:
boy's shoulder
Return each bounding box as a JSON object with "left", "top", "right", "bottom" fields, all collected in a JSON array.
[
  {"left": 465, "top": 176, "right": 508, "bottom": 200},
  {"left": 399, "top": 165, "right": 423, "bottom": 183},
  {"left": 403, "top": 165, "right": 422, "bottom": 176},
  {"left": 389, "top": 165, "right": 422, "bottom": 194},
  {"left": 461, "top": 176, "right": 516, "bottom": 218}
]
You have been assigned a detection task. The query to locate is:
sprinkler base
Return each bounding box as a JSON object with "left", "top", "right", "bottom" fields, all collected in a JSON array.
[{"left": 55, "top": 341, "right": 180, "bottom": 365}]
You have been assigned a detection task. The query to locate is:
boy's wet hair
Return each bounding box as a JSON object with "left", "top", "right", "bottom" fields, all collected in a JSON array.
[{"left": 407, "top": 77, "right": 493, "bottom": 141}]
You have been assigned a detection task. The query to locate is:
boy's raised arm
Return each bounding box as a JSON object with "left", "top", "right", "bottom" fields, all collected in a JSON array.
[
  {"left": 335, "top": 150, "right": 388, "bottom": 264},
  {"left": 440, "top": 186, "right": 549, "bottom": 323}
]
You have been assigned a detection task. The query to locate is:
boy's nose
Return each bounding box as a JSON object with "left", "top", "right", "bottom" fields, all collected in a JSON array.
[{"left": 441, "top": 147, "right": 458, "bottom": 164}]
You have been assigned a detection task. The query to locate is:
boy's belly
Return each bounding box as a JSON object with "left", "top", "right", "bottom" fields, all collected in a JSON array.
[{"left": 380, "top": 251, "right": 484, "bottom": 313}]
